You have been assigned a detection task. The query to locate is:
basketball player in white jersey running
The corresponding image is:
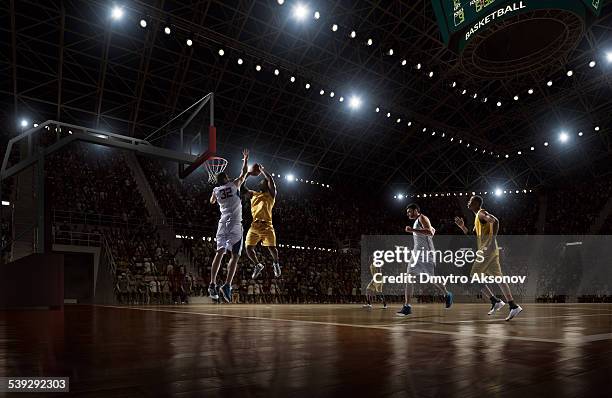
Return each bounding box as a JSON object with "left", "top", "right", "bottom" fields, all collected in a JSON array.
[
  {"left": 208, "top": 149, "right": 249, "bottom": 303},
  {"left": 397, "top": 203, "right": 453, "bottom": 316}
]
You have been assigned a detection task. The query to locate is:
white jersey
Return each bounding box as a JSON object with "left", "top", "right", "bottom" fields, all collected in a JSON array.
[
  {"left": 413, "top": 217, "right": 435, "bottom": 252},
  {"left": 213, "top": 182, "right": 242, "bottom": 224}
]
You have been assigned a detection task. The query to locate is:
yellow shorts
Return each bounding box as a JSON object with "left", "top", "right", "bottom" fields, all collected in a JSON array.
[
  {"left": 471, "top": 253, "right": 503, "bottom": 277},
  {"left": 367, "top": 280, "right": 383, "bottom": 293},
  {"left": 246, "top": 221, "right": 276, "bottom": 247}
]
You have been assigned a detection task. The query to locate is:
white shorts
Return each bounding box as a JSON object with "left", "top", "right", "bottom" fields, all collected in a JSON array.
[
  {"left": 408, "top": 262, "right": 435, "bottom": 277},
  {"left": 216, "top": 221, "right": 243, "bottom": 255}
]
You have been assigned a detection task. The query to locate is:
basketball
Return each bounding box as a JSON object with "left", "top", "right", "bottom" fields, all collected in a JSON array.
[{"left": 250, "top": 163, "right": 261, "bottom": 176}]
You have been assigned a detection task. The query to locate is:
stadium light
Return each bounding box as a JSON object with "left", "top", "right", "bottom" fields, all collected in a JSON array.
[
  {"left": 274, "top": 68, "right": 280, "bottom": 76},
  {"left": 495, "top": 189, "right": 502, "bottom": 196},
  {"left": 547, "top": 80, "right": 553, "bottom": 87},
  {"left": 314, "top": 11, "right": 320, "bottom": 19},
  {"left": 286, "top": 174, "right": 295, "bottom": 182},
  {"left": 237, "top": 58, "right": 243, "bottom": 65},
  {"left": 164, "top": 26, "right": 171, "bottom": 35},
  {"left": 348, "top": 95, "right": 362, "bottom": 110},
  {"left": 606, "top": 52, "right": 612, "bottom": 63},
  {"left": 111, "top": 6, "right": 124, "bottom": 20},
  {"left": 218, "top": 49, "right": 224, "bottom": 56},
  {"left": 367, "top": 38, "right": 373, "bottom": 46},
  {"left": 186, "top": 38, "right": 193, "bottom": 46},
  {"left": 293, "top": 3, "right": 309, "bottom": 20},
  {"left": 139, "top": 19, "right": 147, "bottom": 28},
  {"left": 559, "top": 132, "right": 569, "bottom": 143},
  {"left": 331, "top": 24, "right": 338, "bottom": 31},
  {"left": 566, "top": 70, "right": 573, "bottom": 77},
  {"left": 528, "top": 88, "right": 534, "bottom": 94},
  {"left": 350, "top": 30, "right": 356, "bottom": 38},
  {"left": 20, "top": 119, "right": 28, "bottom": 127},
  {"left": 277, "top": 0, "right": 284, "bottom": 4},
  {"left": 397, "top": 194, "right": 404, "bottom": 200},
  {"left": 589, "top": 61, "right": 596, "bottom": 68}
]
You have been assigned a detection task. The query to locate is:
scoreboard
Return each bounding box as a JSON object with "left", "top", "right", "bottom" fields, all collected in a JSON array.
[{"left": 432, "top": 0, "right": 603, "bottom": 52}]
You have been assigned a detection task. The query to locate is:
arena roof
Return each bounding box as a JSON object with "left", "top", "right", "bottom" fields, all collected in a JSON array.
[{"left": 1, "top": 0, "right": 611, "bottom": 192}]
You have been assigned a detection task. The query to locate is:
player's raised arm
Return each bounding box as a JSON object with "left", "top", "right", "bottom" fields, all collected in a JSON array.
[
  {"left": 260, "top": 166, "right": 276, "bottom": 199},
  {"left": 233, "top": 148, "right": 250, "bottom": 187},
  {"left": 454, "top": 216, "right": 469, "bottom": 234},
  {"left": 210, "top": 190, "right": 217, "bottom": 204}
]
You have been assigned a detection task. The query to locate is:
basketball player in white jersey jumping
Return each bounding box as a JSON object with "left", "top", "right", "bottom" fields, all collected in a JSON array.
[
  {"left": 397, "top": 203, "right": 453, "bottom": 316},
  {"left": 208, "top": 149, "right": 249, "bottom": 303}
]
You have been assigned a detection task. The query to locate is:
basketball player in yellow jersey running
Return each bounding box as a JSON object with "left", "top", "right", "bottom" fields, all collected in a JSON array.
[
  {"left": 455, "top": 195, "right": 523, "bottom": 321},
  {"left": 363, "top": 257, "right": 387, "bottom": 309},
  {"left": 245, "top": 166, "right": 281, "bottom": 279}
]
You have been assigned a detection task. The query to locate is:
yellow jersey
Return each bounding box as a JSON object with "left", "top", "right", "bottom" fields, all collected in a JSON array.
[
  {"left": 473, "top": 209, "right": 498, "bottom": 253},
  {"left": 250, "top": 191, "right": 275, "bottom": 223}
]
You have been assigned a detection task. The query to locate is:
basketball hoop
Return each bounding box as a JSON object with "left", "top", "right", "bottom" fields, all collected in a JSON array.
[{"left": 204, "top": 156, "right": 228, "bottom": 184}]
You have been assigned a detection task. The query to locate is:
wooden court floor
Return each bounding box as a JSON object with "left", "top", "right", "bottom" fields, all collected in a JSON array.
[{"left": 2, "top": 303, "right": 612, "bottom": 397}]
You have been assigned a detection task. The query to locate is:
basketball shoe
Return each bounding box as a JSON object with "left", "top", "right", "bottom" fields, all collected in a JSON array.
[
  {"left": 252, "top": 263, "right": 264, "bottom": 279},
  {"left": 488, "top": 299, "right": 506, "bottom": 315},
  {"left": 396, "top": 304, "right": 412, "bottom": 316},
  {"left": 505, "top": 305, "right": 523, "bottom": 321},
  {"left": 208, "top": 283, "right": 219, "bottom": 300},
  {"left": 220, "top": 284, "right": 232, "bottom": 303},
  {"left": 273, "top": 262, "right": 281, "bottom": 277}
]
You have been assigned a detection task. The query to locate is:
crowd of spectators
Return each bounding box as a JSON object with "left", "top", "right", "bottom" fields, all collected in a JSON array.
[
  {"left": 47, "top": 143, "right": 148, "bottom": 221},
  {"left": 545, "top": 177, "right": 612, "bottom": 234}
]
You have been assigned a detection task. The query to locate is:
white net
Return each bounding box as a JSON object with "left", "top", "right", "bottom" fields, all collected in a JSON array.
[{"left": 204, "top": 157, "right": 228, "bottom": 184}]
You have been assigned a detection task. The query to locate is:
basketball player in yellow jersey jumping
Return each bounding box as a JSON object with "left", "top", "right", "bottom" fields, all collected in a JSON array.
[
  {"left": 455, "top": 195, "right": 523, "bottom": 321},
  {"left": 245, "top": 165, "right": 281, "bottom": 279}
]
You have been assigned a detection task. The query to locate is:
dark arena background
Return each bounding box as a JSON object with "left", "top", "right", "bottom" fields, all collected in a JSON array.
[{"left": 1, "top": 0, "right": 612, "bottom": 397}]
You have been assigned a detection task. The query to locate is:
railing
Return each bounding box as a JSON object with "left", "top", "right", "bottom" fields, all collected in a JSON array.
[
  {"left": 53, "top": 210, "right": 151, "bottom": 229},
  {"left": 52, "top": 209, "right": 218, "bottom": 235},
  {"left": 52, "top": 230, "right": 101, "bottom": 247}
]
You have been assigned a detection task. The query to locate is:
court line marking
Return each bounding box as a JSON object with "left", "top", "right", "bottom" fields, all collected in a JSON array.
[{"left": 98, "top": 305, "right": 579, "bottom": 344}]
